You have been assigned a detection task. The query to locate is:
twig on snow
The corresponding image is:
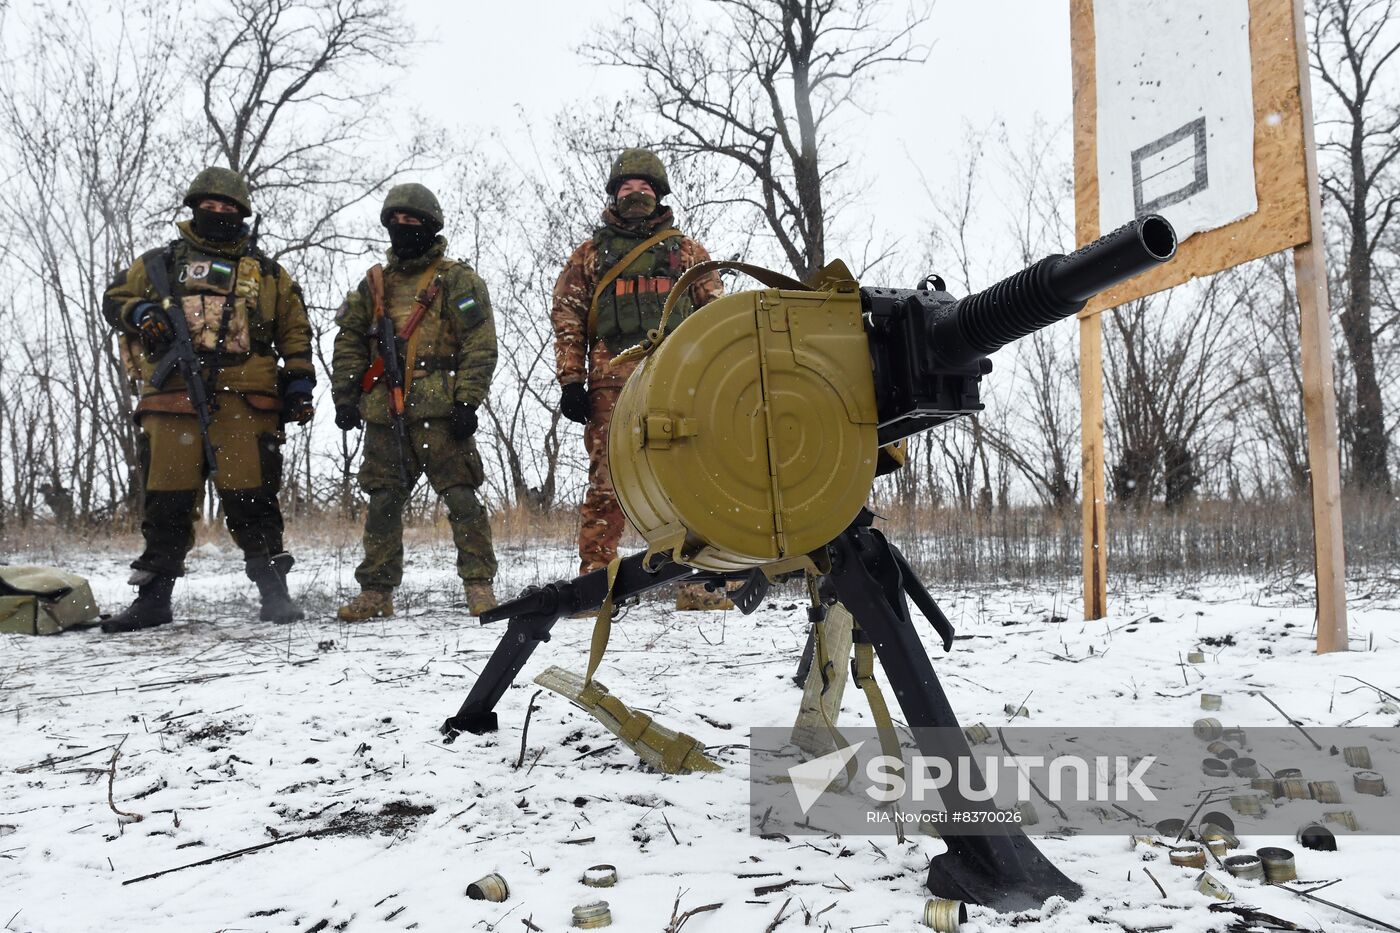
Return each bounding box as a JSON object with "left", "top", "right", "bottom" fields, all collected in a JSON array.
[
  {"left": 1252, "top": 691, "right": 1323, "bottom": 751},
  {"left": 514, "top": 689, "right": 544, "bottom": 770},
  {"left": 1142, "top": 867, "right": 1167, "bottom": 899},
  {"left": 122, "top": 830, "right": 325, "bottom": 884},
  {"left": 106, "top": 737, "right": 144, "bottom": 824},
  {"left": 764, "top": 897, "right": 793, "bottom": 933}
]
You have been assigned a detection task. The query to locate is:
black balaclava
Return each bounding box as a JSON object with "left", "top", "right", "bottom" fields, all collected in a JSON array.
[
  {"left": 192, "top": 206, "right": 245, "bottom": 243},
  {"left": 388, "top": 219, "right": 437, "bottom": 260}
]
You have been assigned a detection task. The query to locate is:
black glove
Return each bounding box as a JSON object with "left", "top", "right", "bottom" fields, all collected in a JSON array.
[
  {"left": 560, "top": 383, "right": 590, "bottom": 425},
  {"left": 284, "top": 394, "right": 315, "bottom": 426},
  {"left": 334, "top": 404, "right": 362, "bottom": 431},
  {"left": 132, "top": 301, "right": 173, "bottom": 351},
  {"left": 450, "top": 401, "right": 478, "bottom": 439},
  {"left": 280, "top": 377, "right": 315, "bottom": 426}
]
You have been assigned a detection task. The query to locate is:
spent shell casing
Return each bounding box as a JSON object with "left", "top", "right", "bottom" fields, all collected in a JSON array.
[
  {"left": 1257, "top": 847, "right": 1297, "bottom": 883},
  {"left": 1169, "top": 845, "right": 1207, "bottom": 869},
  {"left": 1354, "top": 771, "right": 1386, "bottom": 796},
  {"left": 582, "top": 864, "right": 618, "bottom": 888},
  {"left": 466, "top": 873, "right": 510, "bottom": 902},
  {"left": 921, "top": 898, "right": 967, "bottom": 932},
  {"left": 1343, "top": 746, "right": 1373, "bottom": 769},
  {"left": 572, "top": 900, "right": 613, "bottom": 928},
  {"left": 1223, "top": 854, "right": 1265, "bottom": 881}
]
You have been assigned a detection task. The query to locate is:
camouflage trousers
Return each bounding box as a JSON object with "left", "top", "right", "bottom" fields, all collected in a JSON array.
[
  {"left": 355, "top": 419, "right": 496, "bottom": 590},
  {"left": 132, "top": 395, "right": 286, "bottom": 578},
  {"left": 579, "top": 384, "right": 628, "bottom": 574}
]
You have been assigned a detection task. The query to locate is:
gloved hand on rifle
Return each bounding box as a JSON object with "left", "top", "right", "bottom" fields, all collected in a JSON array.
[
  {"left": 334, "top": 403, "right": 362, "bottom": 432},
  {"left": 282, "top": 377, "right": 315, "bottom": 426},
  {"left": 132, "top": 301, "right": 174, "bottom": 351},
  {"left": 559, "top": 382, "right": 590, "bottom": 425},
  {"left": 450, "top": 401, "right": 478, "bottom": 440}
]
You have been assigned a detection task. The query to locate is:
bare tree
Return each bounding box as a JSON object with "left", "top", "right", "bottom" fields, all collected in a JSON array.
[
  {"left": 1310, "top": 0, "right": 1400, "bottom": 490},
  {"left": 195, "top": 0, "right": 425, "bottom": 263},
  {"left": 584, "top": 0, "right": 929, "bottom": 279},
  {"left": 1235, "top": 254, "right": 1312, "bottom": 493},
  {"left": 0, "top": 2, "right": 183, "bottom": 523},
  {"left": 1103, "top": 275, "right": 1250, "bottom": 507}
]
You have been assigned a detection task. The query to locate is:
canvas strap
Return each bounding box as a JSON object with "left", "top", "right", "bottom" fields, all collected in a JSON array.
[
  {"left": 360, "top": 261, "right": 443, "bottom": 396},
  {"left": 611, "top": 259, "right": 810, "bottom": 367}
]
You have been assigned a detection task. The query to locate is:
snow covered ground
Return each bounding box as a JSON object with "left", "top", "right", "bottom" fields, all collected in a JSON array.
[{"left": 2, "top": 530, "right": 1398, "bottom": 932}]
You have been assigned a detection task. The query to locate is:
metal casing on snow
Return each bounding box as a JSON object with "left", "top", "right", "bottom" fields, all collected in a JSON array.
[{"left": 609, "top": 265, "right": 878, "bottom": 571}]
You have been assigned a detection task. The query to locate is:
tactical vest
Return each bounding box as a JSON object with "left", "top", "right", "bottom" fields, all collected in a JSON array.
[
  {"left": 132, "top": 241, "right": 281, "bottom": 398},
  {"left": 170, "top": 245, "right": 270, "bottom": 356},
  {"left": 591, "top": 228, "right": 694, "bottom": 355}
]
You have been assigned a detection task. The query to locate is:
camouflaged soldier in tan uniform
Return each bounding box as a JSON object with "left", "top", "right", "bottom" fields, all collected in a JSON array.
[
  {"left": 550, "top": 148, "right": 731, "bottom": 610},
  {"left": 101, "top": 167, "right": 315, "bottom": 632},
  {"left": 332, "top": 184, "right": 499, "bottom": 620}
]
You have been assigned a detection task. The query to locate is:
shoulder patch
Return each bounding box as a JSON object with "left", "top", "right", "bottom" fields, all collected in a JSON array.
[
  {"left": 456, "top": 295, "right": 478, "bottom": 314},
  {"left": 335, "top": 300, "right": 350, "bottom": 323}
]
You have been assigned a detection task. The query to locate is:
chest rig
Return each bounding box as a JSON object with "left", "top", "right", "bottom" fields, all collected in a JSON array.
[
  {"left": 172, "top": 246, "right": 264, "bottom": 356},
  {"left": 590, "top": 228, "right": 693, "bottom": 355}
]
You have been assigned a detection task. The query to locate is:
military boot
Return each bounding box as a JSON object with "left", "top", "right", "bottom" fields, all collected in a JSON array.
[
  {"left": 101, "top": 573, "right": 175, "bottom": 633},
  {"left": 247, "top": 554, "right": 304, "bottom": 624},
  {"left": 675, "top": 582, "right": 734, "bottom": 612},
  {"left": 465, "top": 582, "right": 497, "bottom": 617},
  {"left": 338, "top": 588, "right": 394, "bottom": 622}
]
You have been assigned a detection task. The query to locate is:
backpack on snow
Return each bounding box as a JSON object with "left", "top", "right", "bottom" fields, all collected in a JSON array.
[{"left": 0, "top": 566, "right": 101, "bottom": 635}]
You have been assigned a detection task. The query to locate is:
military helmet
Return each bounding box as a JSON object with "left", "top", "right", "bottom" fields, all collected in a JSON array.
[
  {"left": 380, "top": 183, "right": 444, "bottom": 230},
  {"left": 184, "top": 166, "right": 253, "bottom": 216},
  {"left": 606, "top": 147, "right": 670, "bottom": 198}
]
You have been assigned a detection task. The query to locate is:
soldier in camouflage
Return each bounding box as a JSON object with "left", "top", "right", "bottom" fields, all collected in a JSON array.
[
  {"left": 551, "top": 148, "right": 731, "bottom": 610},
  {"left": 332, "top": 183, "right": 499, "bottom": 620},
  {"left": 101, "top": 167, "right": 315, "bottom": 632}
]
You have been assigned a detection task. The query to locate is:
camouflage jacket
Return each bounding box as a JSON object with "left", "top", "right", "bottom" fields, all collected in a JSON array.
[
  {"left": 331, "top": 236, "right": 497, "bottom": 425},
  {"left": 551, "top": 207, "right": 722, "bottom": 390},
  {"left": 103, "top": 221, "right": 313, "bottom": 402}
]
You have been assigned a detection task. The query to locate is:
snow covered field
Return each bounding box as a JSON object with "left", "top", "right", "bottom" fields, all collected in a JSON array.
[{"left": 2, "top": 534, "right": 1398, "bottom": 932}]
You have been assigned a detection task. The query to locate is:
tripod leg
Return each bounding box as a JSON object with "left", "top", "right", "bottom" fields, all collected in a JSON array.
[
  {"left": 827, "top": 527, "right": 1082, "bottom": 912},
  {"left": 441, "top": 617, "right": 555, "bottom": 738}
]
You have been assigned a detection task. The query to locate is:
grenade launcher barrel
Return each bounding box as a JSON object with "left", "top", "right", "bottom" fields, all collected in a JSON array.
[{"left": 863, "top": 214, "right": 1177, "bottom": 445}]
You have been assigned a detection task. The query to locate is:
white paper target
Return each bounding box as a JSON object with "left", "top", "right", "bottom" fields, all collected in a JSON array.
[{"left": 1094, "top": 0, "right": 1258, "bottom": 241}]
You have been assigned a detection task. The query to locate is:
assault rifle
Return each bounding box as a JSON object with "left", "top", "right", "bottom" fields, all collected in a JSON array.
[
  {"left": 372, "top": 312, "right": 413, "bottom": 485},
  {"left": 144, "top": 250, "right": 220, "bottom": 476}
]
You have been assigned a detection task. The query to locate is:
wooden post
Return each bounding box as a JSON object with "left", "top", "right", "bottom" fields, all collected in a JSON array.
[
  {"left": 1291, "top": 0, "right": 1348, "bottom": 653},
  {"left": 1071, "top": 0, "right": 1108, "bottom": 621},
  {"left": 1079, "top": 314, "right": 1108, "bottom": 620}
]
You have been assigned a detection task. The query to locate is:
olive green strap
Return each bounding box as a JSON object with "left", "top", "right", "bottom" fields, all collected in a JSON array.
[
  {"left": 586, "top": 228, "right": 682, "bottom": 342},
  {"left": 584, "top": 557, "right": 623, "bottom": 687},
  {"left": 612, "top": 259, "right": 811, "bottom": 367},
  {"left": 853, "top": 635, "right": 906, "bottom": 842}
]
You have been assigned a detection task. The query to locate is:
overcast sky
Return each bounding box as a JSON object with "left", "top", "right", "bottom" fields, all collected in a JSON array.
[{"left": 398, "top": 0, "right": 1074, "bottom": 277}]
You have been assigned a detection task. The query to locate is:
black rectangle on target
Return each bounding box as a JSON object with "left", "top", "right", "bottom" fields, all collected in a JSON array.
[{"left": 1132, "top": 117, "right": 1208, "bottom": 215}]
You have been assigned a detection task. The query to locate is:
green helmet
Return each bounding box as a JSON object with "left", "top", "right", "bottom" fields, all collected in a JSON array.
[
  {"left": 184, "top": 166, "right": 253, "bottom": 216},
  {"left": 606, "top": 147, "right": 670, "bottom": 198},
  {"left": 380, "top": 183, "right": 444, "bottom": 230}
]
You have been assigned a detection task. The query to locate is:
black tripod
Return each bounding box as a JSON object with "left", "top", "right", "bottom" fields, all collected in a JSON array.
[{"left": 442, "top": 510, "right": 1080, "bottom": 912}]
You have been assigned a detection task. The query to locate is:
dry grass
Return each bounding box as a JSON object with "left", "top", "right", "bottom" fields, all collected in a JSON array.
[{"left": 3, "top": 492, "right": 1395, "bottom": 595}]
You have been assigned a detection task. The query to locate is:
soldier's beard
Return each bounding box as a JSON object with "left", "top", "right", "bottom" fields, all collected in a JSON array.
[
  {"left": 192, "top": 208, "right": 245, "bottom": 244},
  {"left": 388, "top": 222, "right": 436, "bottom": 260},
  {"left": 616, "top": 192, "right": 657, "bottom": 220}
]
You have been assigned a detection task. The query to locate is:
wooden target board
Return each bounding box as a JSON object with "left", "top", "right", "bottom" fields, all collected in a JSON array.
[
  {"left": 1069, "top": 0, "right": 1348, "bottom": 652},
  {"left": 1071, "top": 0, "right": 1312, "bottom": 314}
]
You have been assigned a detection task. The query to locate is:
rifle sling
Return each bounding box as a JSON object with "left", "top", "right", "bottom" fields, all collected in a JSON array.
[
  {"left": 586, "top": 228, "right": 682, "bottom": 344},
  {"left": 362, "top": 261, "right": 444, "bottom": 398}
]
